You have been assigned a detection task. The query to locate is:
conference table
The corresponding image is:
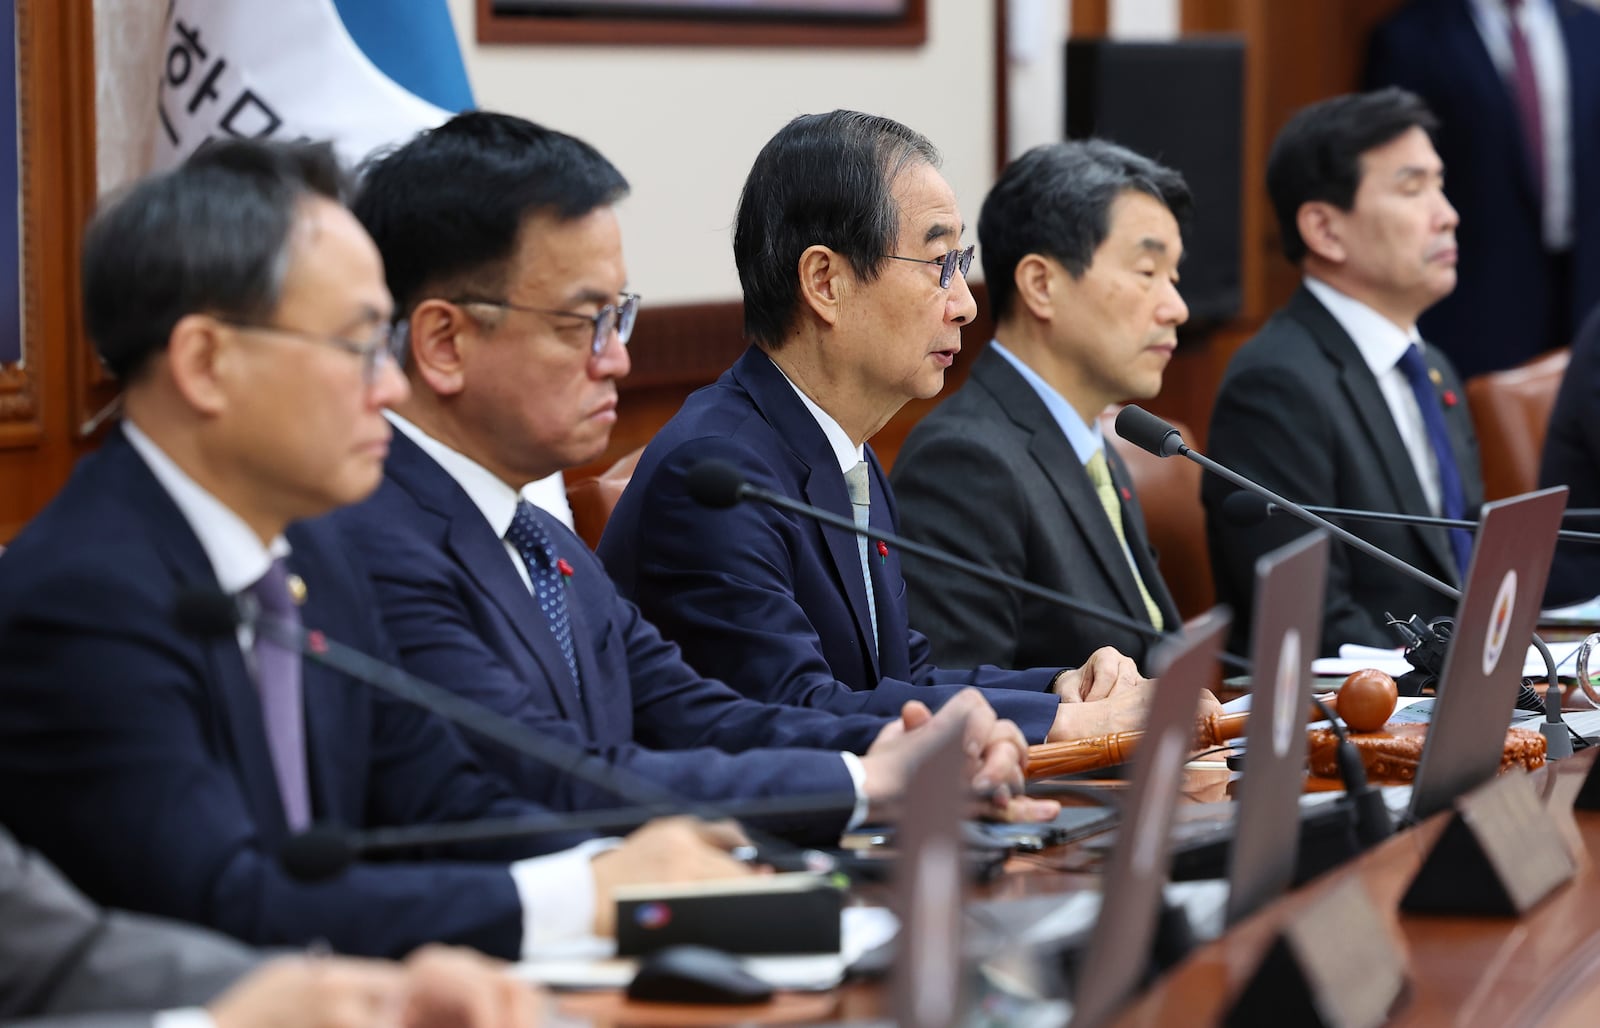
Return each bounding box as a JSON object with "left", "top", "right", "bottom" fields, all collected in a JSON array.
[{"left": 539, "top": 749, "right": 1600, "bottom": 1026}]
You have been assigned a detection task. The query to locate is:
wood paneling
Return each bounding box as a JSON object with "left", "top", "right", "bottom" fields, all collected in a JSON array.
[
  {"left": 0, "top": 0, "right": 98, "bottom": 542},
  {"left": 476, "top": 0, "right": 927, "bottom": 47}
]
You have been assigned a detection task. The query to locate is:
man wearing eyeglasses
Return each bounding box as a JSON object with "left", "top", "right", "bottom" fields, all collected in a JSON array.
[
  {"left": 330, "top": 111, "right": 1045, "bottom": 842},
  {"left": 892, "top": 141, "right": 1191, "bottom": 675},
  {"left": 0, "top": 137, "right": 761, "bottom": 961},
  {"left": 599, "top": 111, "right": 1158, "bottom": 746}
]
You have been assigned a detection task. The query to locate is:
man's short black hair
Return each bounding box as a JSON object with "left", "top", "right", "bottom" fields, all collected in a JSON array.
[
  {"left": 1267, "top": 87, "right": 1439, "bottom": 263},
  {"left": 978, "top": 139, "right": 1191, "bottom": 324},
  {"left": 733, "top": 110, "right": 941, "bottom": 348},
  {"left": 352, "top": 111, "right": 629, "bottom": 317},
  {"left": 82, "top": 139, "right": 346, "bottom": 381}
]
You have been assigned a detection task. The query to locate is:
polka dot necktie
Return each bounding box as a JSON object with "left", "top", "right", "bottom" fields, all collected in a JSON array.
[{"left": 506, "top": 500, "right": 580, "bottom": 689}]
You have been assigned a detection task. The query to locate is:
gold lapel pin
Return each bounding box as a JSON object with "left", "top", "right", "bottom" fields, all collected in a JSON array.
[
  {"left": 1428, "top": 368, "right": 1443, "bottom": 387},
  {"left": 286, "top": 573, "right": 308, "bottom": 606}
]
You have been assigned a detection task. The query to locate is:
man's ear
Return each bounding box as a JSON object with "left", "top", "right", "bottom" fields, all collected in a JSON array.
[
  {"left": 165, "top": 314, "right": 233, "bottom": 416},
  {"left": 407, "top": 299, "right": 472, "bottom": 397},
  {"left": 1297, "top": 202, "right": 1347, "bottom": 264},
  {"left": 796, "top": 244, "right": 844, "bottom": 329},
  {"left": 1013, "top": 253, "right": 1059, "bottom": 323}
]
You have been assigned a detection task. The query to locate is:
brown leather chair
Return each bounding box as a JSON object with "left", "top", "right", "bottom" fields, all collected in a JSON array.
[
  {"left": 1100, "top": 408, "right": 1213, "bottom": 620},
  {"left": 1464, "top": 347, "right": 1570, "bottom": 501},
  {"left": 567, "top": 446, "right": 644, "bottom": 550}
]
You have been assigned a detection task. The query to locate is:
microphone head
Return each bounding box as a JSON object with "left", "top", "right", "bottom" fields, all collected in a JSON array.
[
  {"left": 685, "top": 459, "right": 749, "bottom": 510},
  {"left": 173, "top": 590, "right": 246, "bottom": 638},
  {"left": 1114, "top": 405, "right": 1185, "bottom": 458},
  {"left": 279, "top": 823, "right": 358, "bottom": 882},
  {"left": 1221, "top": 491, "right": 1272, "bottom": 527}
]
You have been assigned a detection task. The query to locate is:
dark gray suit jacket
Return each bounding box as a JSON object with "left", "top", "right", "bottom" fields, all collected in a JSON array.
[
  {"left": 0, "top": 826, "right": 258, "bottom": 1027},
  {"left": 1203, "top": 286, "right": 1483, "bottom": 656},
  {"left": 891, "top": 347, "right": 1180, "bottom": 674}
]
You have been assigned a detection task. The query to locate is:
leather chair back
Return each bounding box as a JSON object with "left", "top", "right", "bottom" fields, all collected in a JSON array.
[
  {"left": 1464, "top": 348, "right": 1569, "bottom": 501},
  {"left": 568, "top": 447, "right": 645, "bottom": 550},
  {"left": 1100, "top": 408, "right": 1213, "bottom": 619}
]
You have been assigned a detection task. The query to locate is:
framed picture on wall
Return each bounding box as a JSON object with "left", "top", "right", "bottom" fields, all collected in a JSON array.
[{"left": 478, "top": 0, "right": 925, "bottom": 46}]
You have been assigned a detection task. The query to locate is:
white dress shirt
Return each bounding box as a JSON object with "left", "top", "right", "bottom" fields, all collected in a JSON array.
[
  {"left": 128, "top": 418, "right": 609, "bottom": 955},
  {"left": 1467, "top": 0, "right": 1573, "bottom": 250},
  {"left": 1304, "top": 277, "right": 1445, "bottom": 515}
]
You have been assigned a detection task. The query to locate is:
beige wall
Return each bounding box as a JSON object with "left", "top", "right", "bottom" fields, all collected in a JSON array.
[{"left": 449, "top": 0, "right": 997, "bottom": 305}]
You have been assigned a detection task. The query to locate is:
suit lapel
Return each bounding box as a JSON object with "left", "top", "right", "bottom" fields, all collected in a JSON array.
[
  {"left": 1104, "top": 445, "right": 1182, "bottom": 625},
  {"left": 385, "top": 433, "right": 588, "bottom": 727},
  {"left": 735, "top": 349, "right": 882, "bottom": 679},
  {"left": 1292, "top": 289, "right": 1460, "bottom": 581},
  {"left": 973, "top": 353, "right": 1153, "bottom": 623},
  {"left": 110, "top": 432, "right": 296, "bottom": 837},
  {"left": 289, "top": 545, "right": 363, "bottom": 826}
]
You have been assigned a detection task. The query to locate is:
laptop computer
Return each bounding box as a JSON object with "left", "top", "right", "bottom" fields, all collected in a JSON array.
[{"left": 1407, "top": 486, "right": 1568, "bottom": 821}]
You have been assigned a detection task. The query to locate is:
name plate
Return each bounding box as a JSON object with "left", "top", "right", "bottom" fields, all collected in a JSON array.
[
  {"left": 1401, "top": 771, "right": 1576, "bottom": 916},
  {"left": 1224, "top": 876, "right": 1407, "bottom": 1028}
]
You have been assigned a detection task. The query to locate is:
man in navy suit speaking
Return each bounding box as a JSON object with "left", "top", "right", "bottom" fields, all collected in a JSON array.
[
  {"left": 0, "top": 139, "right": 759, "bottom": 960},
  {"left": 599, "top": 111, "right": 1194, "bottom": 745}
]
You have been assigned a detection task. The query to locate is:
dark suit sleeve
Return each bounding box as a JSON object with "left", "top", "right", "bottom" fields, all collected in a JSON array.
[
  {"left": 1204, "top": 364, "right": 1394, "bottom": 651},
  {"left": 1541, "top": 309, "right": 1600, "bottom": 603},
  {"left": 342, "top": 515, "right": 867, "bottom": 844},
  {"left": 609, "top": 435, "right": 1062, "bottom": 740},
  {"left": 0, "top": 566, "right": 526, "bottom": 960},
  {"left": 0, "top": 828, "right": 258, "bottom": 1021},
  {"left": 892, "top": 428, "right": 1031, "bottom": 669}
]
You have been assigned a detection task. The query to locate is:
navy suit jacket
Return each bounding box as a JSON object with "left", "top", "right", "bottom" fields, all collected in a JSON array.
[
  {"left": 0, "top": 431, "right": 587, "bottom": 959},
  {"left": 1366, "top": 0, "right": 1600, "bottom": 376},
  {"left": 892, "top": 348, "right": 1180, "bottom": 673},
  {"left": 1539, "top": 305, "right": 1600, "bottom": 604},
  {"left": 1203, "top": 287, "right": 1483, "bottom": 656},
  {"left": 598, "top": 347, "right": 1063, "bottom": 743},
  {"left": 328, "top": 432, "right": 885, "bottom": 844}
]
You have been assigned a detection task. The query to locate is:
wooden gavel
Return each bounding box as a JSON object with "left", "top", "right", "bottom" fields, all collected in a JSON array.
[{"left": 1026, "top": 710, "right": 1252, "bottom": 780}]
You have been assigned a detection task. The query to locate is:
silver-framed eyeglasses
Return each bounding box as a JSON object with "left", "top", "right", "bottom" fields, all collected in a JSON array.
[
  {"left": 454, "top": 292, "right": 642, "bottom": 357},
  {"left": 884, "top": 244, "right": 976, "bottom": 289},
  {"left": 219, "top": 319, "right": 402, "bottom": 389}
]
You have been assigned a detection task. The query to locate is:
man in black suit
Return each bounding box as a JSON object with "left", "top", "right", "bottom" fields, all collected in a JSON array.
[
  {"left": 1366, "top": 0, "right": 1600, "bottom": 376},
  {"left": 892, "top": 140, "right": 1190, "bottom": 673},
  {"left": 1204, "top": 89, "right": 1483, "bottom": 657},
  {"left": 1539, "top": 303, "right": 1600, "bottom": 604},
  {"left": 0, "top": 138, "right": 752, "bottom": 959}
]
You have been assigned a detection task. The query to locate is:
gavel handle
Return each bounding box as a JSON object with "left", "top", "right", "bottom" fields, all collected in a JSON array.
[{"left": 1025, "top": 710, "right": 1253, "bottom": 779}]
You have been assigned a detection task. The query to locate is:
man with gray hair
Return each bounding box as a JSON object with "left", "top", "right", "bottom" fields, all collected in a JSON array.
[{"left": 892, "top": 140, "right": 1192, "bottom": 674}]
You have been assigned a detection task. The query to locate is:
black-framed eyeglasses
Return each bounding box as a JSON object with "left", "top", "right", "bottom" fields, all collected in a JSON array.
[
  {"left": 218, "top": 319, "right": 402, "bottom": 389},
  {"left": 453, "top": 292, "right": 642, "bottom": 358},
  {"left": 884, "top": 245, "right": 976, "bottom": 289}
]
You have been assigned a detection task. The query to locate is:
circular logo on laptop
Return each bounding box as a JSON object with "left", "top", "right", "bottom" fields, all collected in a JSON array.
[
  {"left": 1481, "top": 570, "right": 1518, "bottom": 677},
  {"left": 1272, "top": 628, "right": 1302, "bottom": 759},
  {"left": 634, "top": 902, "right": 672, "bottom": 931}
]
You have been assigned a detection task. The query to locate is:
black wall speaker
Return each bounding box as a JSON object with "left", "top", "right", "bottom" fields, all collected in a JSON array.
[{"left": 1065, "top": 38, "right": 1244, "bottom": 329}]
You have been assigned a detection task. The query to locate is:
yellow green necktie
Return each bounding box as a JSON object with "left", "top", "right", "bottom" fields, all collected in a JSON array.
[{"left": 1085, "top": 448, "right": 1164, "bottom": 630}]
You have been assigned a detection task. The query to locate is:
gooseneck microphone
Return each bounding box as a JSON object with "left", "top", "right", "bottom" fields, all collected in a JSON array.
[
  {"left": 1221, "top": 492, "right": 1600, "bottom": 547},
  {"left": 684, "top": 459, "right": 1252, "bottom": 674},
  {"left": 1117, "top": 406, "right": 1576, "bottom": 760},
  {"left": 173, "top": 592, "right": 859, "bottom": 880}
]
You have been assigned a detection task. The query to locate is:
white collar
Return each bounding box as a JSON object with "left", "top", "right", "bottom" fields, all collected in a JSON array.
[
  {"left": 768, "top": 354, "right": 865, "bottom": 475},
  {"left": 1303, "top": 276, "right": 1419, "bottom": 377},
  {"left": 122, "top": 420, "right": 290, "bottom": 594},
  {"left": 387, "top": 410, "right": 524, "bottom": 539}
]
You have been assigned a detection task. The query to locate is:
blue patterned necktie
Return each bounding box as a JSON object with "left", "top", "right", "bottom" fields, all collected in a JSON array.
[
  {"left": 505, "top": 500, "right": 580, "bottom": 689},
  {"left": 245, "top": 558, "right": 311, "bottom": 831},
  {"left": 1395, "top": 343, "right": 1473, "bottom": 578}
]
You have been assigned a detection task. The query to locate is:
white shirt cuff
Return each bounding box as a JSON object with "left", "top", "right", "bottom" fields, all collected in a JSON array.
[
  {"left": 841, "top": 751, "right": 871, "bottom": 830},
  {"left": 510, "top": 838, "right": 621, "bottom": 956},
  {"left": 154, "top": 1009, "right": 215, "bottom": 1028}
]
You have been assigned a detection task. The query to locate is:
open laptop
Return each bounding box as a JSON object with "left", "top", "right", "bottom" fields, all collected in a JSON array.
[{"left": 1407, "top": 486, "right": 1567, "bottom": 821}]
